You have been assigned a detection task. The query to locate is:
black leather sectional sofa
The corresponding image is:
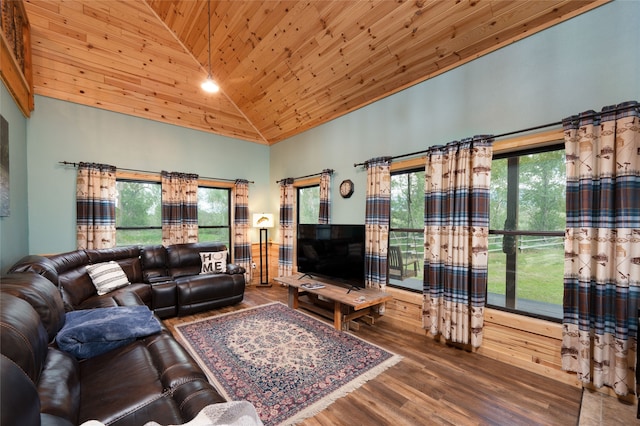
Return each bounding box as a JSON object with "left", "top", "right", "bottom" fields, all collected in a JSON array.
[
  {"left": 0, "top": 242, "right": 248, "bottom": 425},
  {"left": 8, "top": 242, "right": 246, "bottom": 318}
]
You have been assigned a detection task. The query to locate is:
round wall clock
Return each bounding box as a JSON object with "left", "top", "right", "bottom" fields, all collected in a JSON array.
[{"left": 339, "top": 179, "right": 354, "bottom": 198}]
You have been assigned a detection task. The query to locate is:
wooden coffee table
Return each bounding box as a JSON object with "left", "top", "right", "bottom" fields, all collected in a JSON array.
[{"left": 274, "top": 274, "right": 393, "bottom": 330}]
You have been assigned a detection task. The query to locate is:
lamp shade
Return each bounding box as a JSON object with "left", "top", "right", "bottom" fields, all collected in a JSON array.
[{"left": 253, "top": 213, "right": 274, "bottom": 228}]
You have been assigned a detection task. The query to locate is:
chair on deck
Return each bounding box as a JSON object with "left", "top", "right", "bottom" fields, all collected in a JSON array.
[{"left": 388, "top": 246, "right": 419, "bottom": 280}]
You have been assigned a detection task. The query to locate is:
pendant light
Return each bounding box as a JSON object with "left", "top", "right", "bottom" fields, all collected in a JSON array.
[{"left": 201, "top": 0, "right": 219, "bottom": 93}]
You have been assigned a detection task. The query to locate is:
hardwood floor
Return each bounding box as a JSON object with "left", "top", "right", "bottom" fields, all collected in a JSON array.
[{"left": 163, "top": 285, "right": 583, "bottom": 426}]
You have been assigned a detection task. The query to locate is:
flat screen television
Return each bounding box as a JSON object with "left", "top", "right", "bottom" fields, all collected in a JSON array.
[{"left": 297, "top": 224, "right": 366, "bottom": 288}]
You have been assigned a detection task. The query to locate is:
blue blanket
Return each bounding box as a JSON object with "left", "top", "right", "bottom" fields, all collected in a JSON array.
[{"left": 56, "top": 306, "right": 162, "bottom": 359}]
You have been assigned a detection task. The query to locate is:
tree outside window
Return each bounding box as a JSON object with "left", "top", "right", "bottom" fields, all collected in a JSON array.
[
  {"left": 298, "top": 185, "right": 319, "bottom": 224},
  {"left": 389, "top": 169, "right": 424, "bottom": 291},
  {"left": 115, "top": 180, "right": 230, "bottom": 247},
  {"left": 197, "top": 186, "right": 230, "bottom": 246},
  {"left": 115, "top": 180, "right": 162, "bottom": 245},
  {"left": 488, "top": 145, "right": 565, "bottom": 320}
]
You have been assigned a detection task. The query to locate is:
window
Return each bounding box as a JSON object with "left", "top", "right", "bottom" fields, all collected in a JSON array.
[
  {"left": 115, "top": 180, "right": 162, "bottom": 245},
  {"left": 197, "top": 186, "right": 230, "bottom": 246},
  {"left": 116, "top": 177, "right": 231, "bottom": 247},
  {"left": 488, "top": 144, "right": 565, "bottom": 321},
  {"left": 389, "top": 168, "right": 424, "bottom": 292},
  {"left": 297, "top": 185, "right": 320, "bottom": 224}
]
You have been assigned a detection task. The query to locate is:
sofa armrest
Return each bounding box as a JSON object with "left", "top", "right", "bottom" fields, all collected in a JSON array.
[
  {"left": 225, "top": 264, "right": 246, "bottom": 275},
  {"left": 8, "top": 255, "right": 59, "bottom": 286}
]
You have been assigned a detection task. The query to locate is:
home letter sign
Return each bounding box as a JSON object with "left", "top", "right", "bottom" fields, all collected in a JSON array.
[{"left": 199, "top": 251, "right": 227, "bottom": 274}]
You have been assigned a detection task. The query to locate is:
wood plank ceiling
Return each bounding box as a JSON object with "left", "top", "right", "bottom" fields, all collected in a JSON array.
[{"left": 23, "top": 0, "right": 607, "bottom": 145}]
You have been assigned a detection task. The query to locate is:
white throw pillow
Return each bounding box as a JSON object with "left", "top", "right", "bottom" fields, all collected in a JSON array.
[
  {"left": 86, "top": 261, "right": 131, "bottom": 295},
  {"left": 200, "top": 251, "right": 227, "bottom": 274}
]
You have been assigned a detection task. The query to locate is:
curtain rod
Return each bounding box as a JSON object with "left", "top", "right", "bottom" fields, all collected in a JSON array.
[
  {"left": 352, "top": 120, "right": 560, "bottom": 167},
  {"left": 58, "top": 161, "right": 254, "bottom": 184},
  {"left": 276, "top": 169, "right": 334, "bottom": 184},
  {"left": 352, "top": 102, "right": 639, "bottom": 167}
]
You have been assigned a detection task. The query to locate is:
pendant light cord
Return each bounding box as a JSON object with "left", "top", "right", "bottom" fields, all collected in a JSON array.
[{"left": 207, "top": 0, "right": 211, "bottom": 78}]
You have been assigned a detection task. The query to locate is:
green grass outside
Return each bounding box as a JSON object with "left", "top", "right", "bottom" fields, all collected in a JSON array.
[
  {"left": 391, "top": 244, "right": 564, "bottom": 308},
  {"left": 487, "top": 247, "right": 564, "bottom": 305},
  {"left": 120, "top": 229, "right": 564, "bottom": 308},
  {"left": 116, "top": 229, "right": 229, "bottom": 247}
]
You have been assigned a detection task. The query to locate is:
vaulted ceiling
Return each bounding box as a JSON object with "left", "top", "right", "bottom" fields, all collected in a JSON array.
[{"left": 23, "top": 0, "right": 605, "bottom": 145}]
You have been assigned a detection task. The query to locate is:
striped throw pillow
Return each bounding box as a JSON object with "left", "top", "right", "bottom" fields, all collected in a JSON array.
[{"left": 86, "top": 261, "right": 131, "bottom": 295}]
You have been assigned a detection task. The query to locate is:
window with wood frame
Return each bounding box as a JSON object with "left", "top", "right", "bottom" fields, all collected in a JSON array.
[
  {"left": 297, "top": 185, "right": 320, "bottom": 224},
  {"left": 488, "top": 141, "right": 565, "bottom": 321},
  {"left": 388, "top": 130, "right": 566, "bottom": 322},
  {"left": 388, "top": 168, "right": 424, "bottom": 291},
  {"left": 115, "top": 172, "right": 231, "bottom": 247},
  {"left": 197, "top": 185, "right": 231, "bottom": 246},
  {"left": 116, "top": 179, "right": 162, "bottom": 245}
]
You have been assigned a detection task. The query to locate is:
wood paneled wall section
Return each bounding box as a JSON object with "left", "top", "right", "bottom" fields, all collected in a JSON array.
[
  {"left": 248, "top": 242, "right": 279, "bottom": 287},
  {"left": 1, "top": 0, "right": 33, "bottom": 116},
  {"left": 384, "top": 287, "right": 581, "bottom": 388}
]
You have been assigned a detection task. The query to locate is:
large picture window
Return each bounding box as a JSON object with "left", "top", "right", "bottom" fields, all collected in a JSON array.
[
  {"left": 116, "top": 177, "right": 231, "bottom": 247},
  {"left": 488, "top": 144, "right": 565, "bottom": 320}
]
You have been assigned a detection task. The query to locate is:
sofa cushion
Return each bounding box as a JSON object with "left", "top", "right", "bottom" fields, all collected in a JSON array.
[
  {"left": 167, "top": 242, "right": 228, "bottom": 278},
  {"left": 0, "top": 273, "right": 66, "bottom": 342},
  {"left": 86, "top": 246, "right": 143, "bottom": 283},
  {"left": 75, "top": 284, "right": 150, "bottom": 310},
  {"left": 86, "top": 246, "right": 140, "bottom": 264},
  {"left": 47, "top": 250, "right": 91, "bottom": 274},
  {"left": 0, "top": 354, "right": 42, "bottom": 426},
  {"left": 77, "top": 332, "right": 224, "bottom": 425},
  {"left": 59, "top": 267, "right": 99, "bottom": 309},
  {"left": 140, "top": 245, "right": 169, "bottom": 282},
  {"left": 176, "top": 274, "right": 245, "bottom": 316},
  {"left": 86, "top": 261, "right": 131, "bottom": 295},
  {"left": 7, "top": 254, "right": 60, "bottom": 286},
  {"left": 37, "top": 348, "right": 80, "bottom": 424},
  {"left": 199, "top": 251, "right": 227, "bottom": 274},
  {"left": 0, "top": 294, "right": 49, "bottom": 383}
]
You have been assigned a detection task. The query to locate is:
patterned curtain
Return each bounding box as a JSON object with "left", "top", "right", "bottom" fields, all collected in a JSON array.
[
  {"left": 318, "top": 169, "right": 332, "bottom": 224},
  {"left": 422, "top": 136, "right": 493, "bottom": 348},
  {"left": 278, "top": 178, "right": 295, "bottom": 278},
  {"left": 365, "top": 157, "right": 391, "bottom": 300},
  {"left": 233, "top": 179, "right": 252, "bottom": 283},
  {"left": 76, "top": 162, "right": 117, "bottom": 249},
  {"left": 161, "top": 171, "right": 199, "bottom": 246},
  {"left": 561, "top": 101, "right": 640, "bottom": 396}
]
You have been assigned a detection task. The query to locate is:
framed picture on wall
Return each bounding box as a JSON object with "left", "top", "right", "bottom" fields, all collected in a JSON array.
[{"left": 1, "top": 115, "right": 9, "bottom": 217}]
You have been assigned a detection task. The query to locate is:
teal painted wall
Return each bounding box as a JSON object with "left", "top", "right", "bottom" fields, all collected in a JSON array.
[
  {"left": 0, "top": 82, "right": 29, "bottom": 273},
  {"left": 271, "top": 0, "right": 640, "bottom": 227},
  {"left": 8, "top": 0, "right": 640, "bottom": 261},
  {"left": 27, "top": 96, "right": 270, "bottom": 254}
]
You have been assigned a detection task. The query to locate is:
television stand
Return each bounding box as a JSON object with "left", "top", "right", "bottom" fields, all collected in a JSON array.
[{"left": 274, "top": 274, "right": 393, "bottom": 331}]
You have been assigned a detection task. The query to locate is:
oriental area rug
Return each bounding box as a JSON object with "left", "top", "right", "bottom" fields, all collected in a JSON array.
[{"left": 174, "top": 302, "right": 401, "bottom": 426}]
